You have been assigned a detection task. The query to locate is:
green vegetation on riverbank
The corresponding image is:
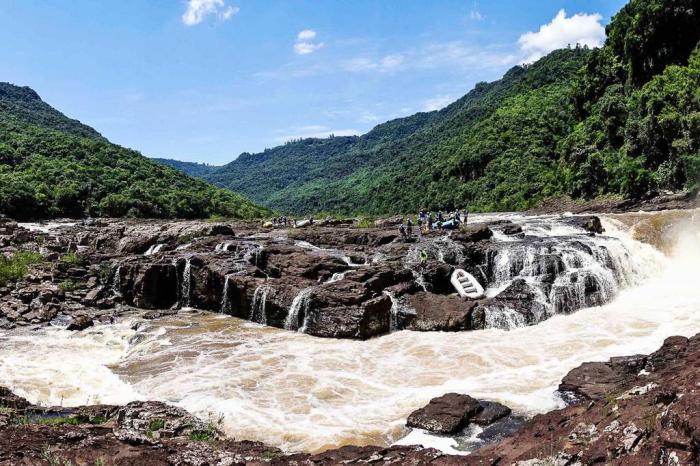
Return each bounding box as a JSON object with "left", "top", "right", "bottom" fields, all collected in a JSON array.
[{"left": 0, "top": 251, "right": 43, "bottom": 286}]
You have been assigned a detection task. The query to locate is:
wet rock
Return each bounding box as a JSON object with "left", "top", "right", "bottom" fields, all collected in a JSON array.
[
  {"left": 501, "top": 224, "right": 524, "bottom": 236},
  {"left": 66, "top": 315, "right": 93, "bottom": 331},
  {"left": 471, "top": 279, "right": 546, "bottom": 330},
  {"left": 559, "top": 355, "right": 648, "bottom": 401},
  {"left": 404, "top": 292, "right": 477, "bottom": 331},
  {"left": 406, "top": 393, "right": 482, "bottom": 434},
  {"left": 131, "top": 263, "right": 179, "bottom": 309},
  {"left": 472, "top": 401, "right": 512, "bottom": 426},
  {"left": 303, "top": 291, "right": 392, "bottom": 339},
  {"left": 418, "top": 262, "right": 455, "bottom": 294},
  {"left": 114, "top": 401, "right": 220, "bottom": 444},
  {"left": 452, "top": 224, "right": 493, "bottom": 243},
  {"left": 565, "top": 215, "right": 604, "bottom": 234}
]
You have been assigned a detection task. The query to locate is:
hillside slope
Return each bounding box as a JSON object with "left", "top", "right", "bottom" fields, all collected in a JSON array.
[
  {"left": 162, "top": 0, "right": 700, "bottom": 216},
  {"left": 0, "top": 83, "right": 269, "bottom": 220}
]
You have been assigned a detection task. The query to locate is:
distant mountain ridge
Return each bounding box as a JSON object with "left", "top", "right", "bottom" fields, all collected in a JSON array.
[
  {"left": 0, "top": 83, "right": 269, "bottom": 220},
  {"left": 157, "top": 0, "right": 700, "bottom": 216}
]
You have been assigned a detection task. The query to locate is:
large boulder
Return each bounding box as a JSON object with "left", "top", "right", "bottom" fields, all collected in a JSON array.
[
  {"left": 471, "top": 401, "right": 512, "bottom": 425},
  {"left": 564, "top": 215, "right": 604, "bottom": 235},
  {"left": 66, "top": 315, "right": 94, "bottom": 331},
  {"left": 559, "top": 354, "right": 647, "bottom": 401},
  {"left": 404, "top": 293, "right": 477, "bottom": 331},
  {"left": 302, "top": 282, "right": 391, "bottom": 339},
  {"left": 452, "top": 224, "right": 493, "bottom": 243},
  {"left": 406, "top": 393, "right": 482, "bottom": 434}
]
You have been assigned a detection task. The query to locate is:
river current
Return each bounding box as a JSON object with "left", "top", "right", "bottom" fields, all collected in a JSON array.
[{"left": 2, "top": 211, "right": 699, "bottom": 454}]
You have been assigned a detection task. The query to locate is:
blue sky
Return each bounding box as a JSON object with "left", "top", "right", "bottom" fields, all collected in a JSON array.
[{"left": 1, "top": 0, "right": 627, "bottom": 164}]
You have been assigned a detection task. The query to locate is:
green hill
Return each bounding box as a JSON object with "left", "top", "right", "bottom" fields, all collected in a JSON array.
[
  {"left": 0, "top": 83, "right": 269, "bottom": 220},
  {"left": 161, "top": 0, "right": 700, "bottom": 216}
]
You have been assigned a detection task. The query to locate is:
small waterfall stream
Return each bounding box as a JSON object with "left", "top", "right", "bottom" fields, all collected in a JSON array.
[
  {"left": 250, "top": 285, "right": 271, "bottom": 324},
  {"left": 112, "top": 265, "right": 122, "bottom": 297},
  {"left": 181, "top": 258, "right": 192, "bottom": 308},
  {"left": 285, "top": 287, "right": 314, "bottom": 331},
  {"left": 144, "top": 243, "right": 164, "bottom": 256},
  {"left": 220, "top": 275, "right": 233, "bottom": 314}
]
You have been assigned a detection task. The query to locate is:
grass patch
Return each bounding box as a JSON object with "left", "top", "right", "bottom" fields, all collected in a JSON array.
[
  {"left": 0, "top": 251, "right": 44, "bottom": 286},
  {"left": 188, "top": 429, "right": 215, "bottom": 442},
  {"left": 60, "top": 253, "right": 80, "bottom": 264},
  {"left": 355, "top": 216, "right": 376, "bottom": 229},
  {"left": 58, "top": 280, "right": 85, "bottom": 293}
]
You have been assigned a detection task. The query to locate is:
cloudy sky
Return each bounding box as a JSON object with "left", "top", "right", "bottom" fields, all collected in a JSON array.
[{"left": 0, "top": 0, "right": 625, "bottom": 164}]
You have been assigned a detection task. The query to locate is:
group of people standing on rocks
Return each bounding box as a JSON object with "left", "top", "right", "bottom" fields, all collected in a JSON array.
[
  {"left": 399, "top": 207, "right": 469, "bottom": 241},
  {"left": 272, "top": 216, "right": 294, "bottom": 227}
]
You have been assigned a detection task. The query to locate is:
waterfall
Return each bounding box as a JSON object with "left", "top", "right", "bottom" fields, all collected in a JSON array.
[
  {"left": 383, "top": 292, "right": 415, "bottom": 332},
  {"left": 484, "top": 307, "right": 527, "bottom": 330},
  {"left": 250, "top": 285, "right": 271, "bottom": 324},
  {"left": 479, "top": 217, "right": 665, "bottom": 329},
  {"left": 144, "top": 243, "right": 164, "bottom": 256},
  {"left": 342, "top": 256, "right": 366, "bottom": 267},
  {"left": 215, "top": 242, "right": 234, "bottom": 253},
  {"left": 325, "top": 272, "right": 348, "bottom": 284},
  {"left": 221, "top": 275, "right": 233, "bottom": 314},
  {"left": 112, "top": 266, "right": 122, "bottom": 297},
  {"left": 285, "top": 287, "right": 314, "bottom": 331},
  {"left": 243, "top": 244, "right": 265, "bottom": 267},
  {"left": 181, "top": 258, "right": 192, "bottom": 308}
]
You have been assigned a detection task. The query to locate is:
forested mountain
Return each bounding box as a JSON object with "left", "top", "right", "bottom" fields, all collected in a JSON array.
[
  {"left": 0, "top": 83, "right": 269, "bottom": 220},
  {"left": 163, "top": 0, "right": 700, "bottom": 216}
]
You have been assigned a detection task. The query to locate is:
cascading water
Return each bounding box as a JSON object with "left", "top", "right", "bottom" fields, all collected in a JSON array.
[
  {"left": 220, "top": 275, "right": 233, "bottom": 314},
  {"left": 215, "top": 241, "right": 234, "bottom": 253},
  {"left": 144, "top": 243, "right": 164, "bottom": 256},
  {"left": 383, "top": 291, "right": 415, "bottom": 332},
  {"left": 285, "top": 287, "right": 314, "bottom": 331},
  {"left": 325, "top": 271, "right": 348, "bottom": 284},
  {"left": 480, "top": 217, "right": 665, "bottom": 329},
  {"left": 250, "top": 285, "right": 271, "bottom": 324},
  {"left": 181, "top": 258, "right": 192, "bottom": 308},
  {"left": 112, "top": 265, "right": 122, "bottom": 297}
]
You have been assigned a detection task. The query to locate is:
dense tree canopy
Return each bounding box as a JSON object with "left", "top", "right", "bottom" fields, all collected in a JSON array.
[
  {"left": 159, "top": 0, "right": 699, "bottom": 216},
  {"left": 0, "top": 83, "right": 269, "bottom": 220}
]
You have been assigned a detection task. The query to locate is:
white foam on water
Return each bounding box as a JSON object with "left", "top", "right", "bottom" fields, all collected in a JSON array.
[{"left": 0, "top": 213, "right": 698, "bottom": 455}]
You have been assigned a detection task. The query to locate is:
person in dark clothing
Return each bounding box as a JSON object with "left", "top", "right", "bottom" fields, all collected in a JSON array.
[
  {"left": 406, "top": 218, "right": 413, "bottom": 238},
  {"left": 399, "top": 224, "right": 407, "bottom": 241},
  {"left": 427, "top": 213, "right": 434, "bottom": 231}
]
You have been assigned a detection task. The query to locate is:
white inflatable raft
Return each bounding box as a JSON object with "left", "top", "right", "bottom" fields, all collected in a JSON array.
[{"left": 451, "top": 269, "right": 485, "bottom": 299}]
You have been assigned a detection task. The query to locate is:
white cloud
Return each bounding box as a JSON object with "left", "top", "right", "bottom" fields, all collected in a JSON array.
[
  {"left": 518, "top": 9, "right": 605, "bottom": 62},
  {"left": 297, "top": 29, "right": 317, "bottom": 41},
  {"left": 294, "top": 29, "right": 324, "bottom": 55},
  {"left": 182, "top": 0, "right": 238, "bottom": 26},
  {"left": 274, "top": 125, "right": 358, "bottom": 142},
  {"left": 423, "top": 95, "right": 453, "bottom": 112}
]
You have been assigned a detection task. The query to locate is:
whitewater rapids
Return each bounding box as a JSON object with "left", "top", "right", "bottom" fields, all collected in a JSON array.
[{"left": 1, "top": 212, "right": 699, "bottom": 454}]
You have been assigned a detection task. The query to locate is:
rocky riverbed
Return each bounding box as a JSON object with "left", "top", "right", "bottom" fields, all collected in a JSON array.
[
  {"left": 1, "top": 210, "right": 698, "bottom": 464},
  {"left": 0, "top": 211, "right": 663, "bottom": 336}
]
